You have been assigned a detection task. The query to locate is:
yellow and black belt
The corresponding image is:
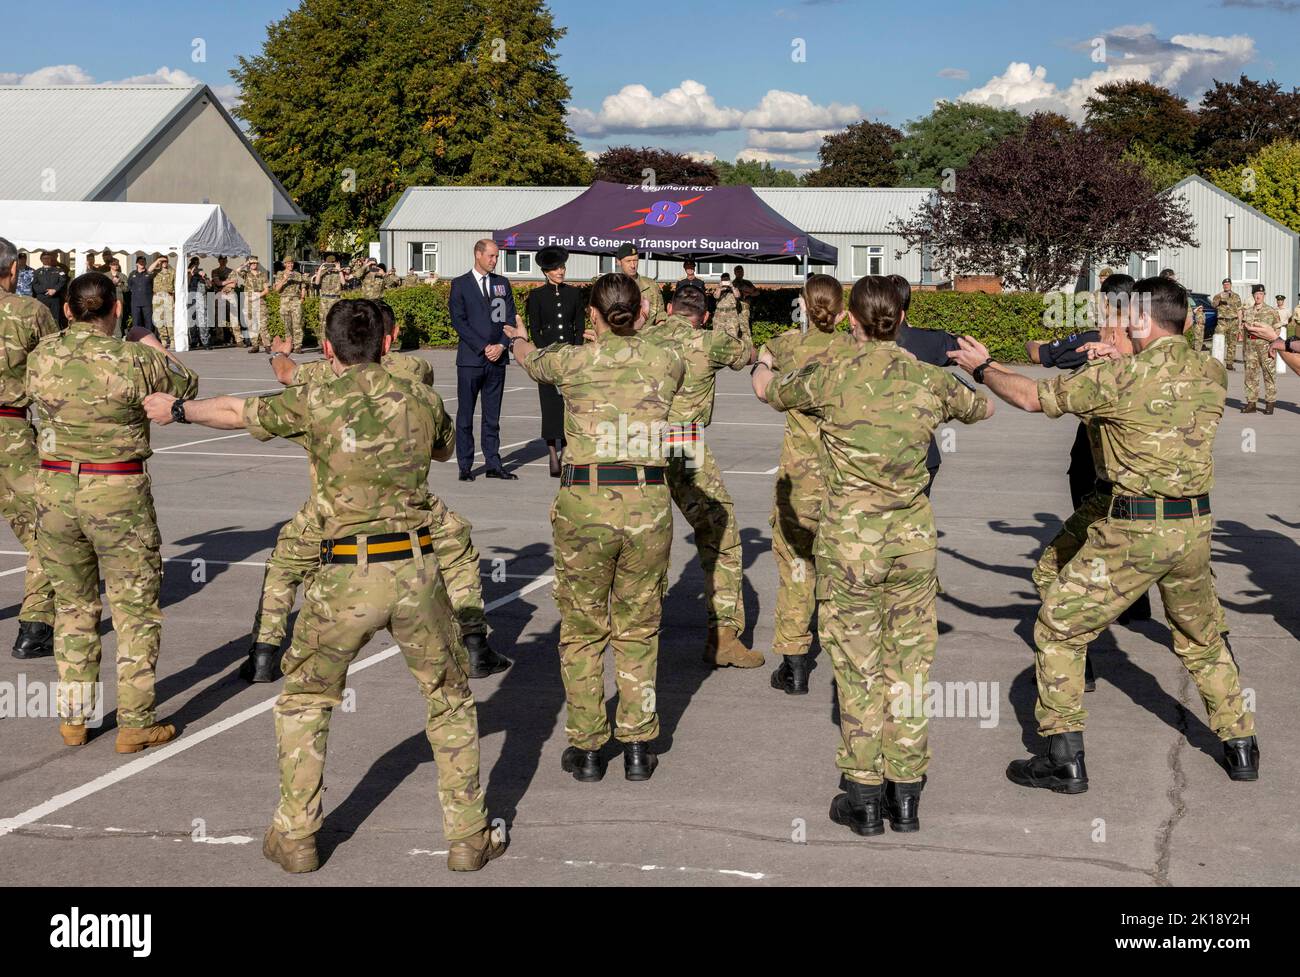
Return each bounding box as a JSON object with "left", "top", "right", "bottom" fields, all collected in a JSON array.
[
  {"left": 320, "top": 529, "right": 434, "bottom": 564},
  {"left": 560, "top": 463, "right": 666, "bottom": 487},
  {"left": 1110, "top": 495, "right": 1210, "bottom": 520}
]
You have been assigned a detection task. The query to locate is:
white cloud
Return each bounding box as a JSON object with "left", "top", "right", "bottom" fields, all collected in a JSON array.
[
  {"left": 568, "top": 79, "right": 860, "bottom": 139},
  {"left": 735, "top": 147, "right": 818, "bottom": 167},
  {"left": 938, "top": 67, "right": 970, "bottom": 80},
  {"left": 956, "top": 25, "right": 1256, "bottom": 119},
  {"left": 0, "top": 63, "right": 240, "bottom": 111},
  {"left": 744, "top": 128, "right": 839, "bottom": 151},
  {"left": 0, "top": 64, "right": 94, "bottom": 85}
]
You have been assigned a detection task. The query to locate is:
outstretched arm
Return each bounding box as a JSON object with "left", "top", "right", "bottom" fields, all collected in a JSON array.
[
  {"left": 948, "top": 336, "right": 1043, "bottom": 413},
  {"left": 144, "top": 393, "right": 246, "bottom": 429}
]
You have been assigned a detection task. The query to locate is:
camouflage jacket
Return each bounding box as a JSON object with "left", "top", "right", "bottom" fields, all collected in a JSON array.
[
  {"left": 27, "top": 323, "right": 199, "bottom": 462},
  {"left": 244, "top": 363, "right": 452, "bottom": 539},
  {"left": 766, "top": 340, "right": 989, "bottom": 560},
  {"left": 636, "top": 275, "right": 665, "bottom": 326},
  {"left": 642, "top": 313, "right": 751, "bottom": 427},
  {"left": 294, "top": 350, "right": 433, "bottom": 389},
  {"left": 1241, "top": 302, "right": 1280, "bottom": 341},
  {"left": 153, "top": 267, "right": 177, "bottom": 297},
  {"left": 520, "top": 330, "right": 684, "bottom": 466},
  {"left": 713, "top": 290, "right": 738, "bottom": 335},
  {"left": 360, "top": 270, "right": 387, "bottom": 301},
  {"left": 1, "top": 292, "right": 58, "bottom": 410},
  {"left": 1036, "top": 334, "right": 1224, "bottom": 498},
  {"left": 764, "top": 327, "right": 858, "bottom": 486},
  {"left": 1212, "top": 290, "right": 1242, "bottom": 327},
  {"left": 318, "top": 265, "right": 344, "bottom": 295},
  {"left": 277, "top": 270, "right": 308, "bottom": 304},
  {"left": 238, "top": 268, "right": 268, "bottom": 295}
]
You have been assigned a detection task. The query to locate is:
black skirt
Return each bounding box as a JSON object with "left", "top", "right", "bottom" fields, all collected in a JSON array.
[{"left": 539, "top": 383, "right": 565, "bottom": 442}]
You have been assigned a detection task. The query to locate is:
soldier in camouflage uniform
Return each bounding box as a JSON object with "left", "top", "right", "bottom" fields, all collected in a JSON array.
[
  {"left": 614, "top": 243, "right": 665, "bottom": 327},
  {"left": 237, "top": 256, "right": 271, "bottom": 353},
  {"left": 951, "top": 274, "right": 1259, "bottom": 792},
  {"left": 1240, "top": 283, "right": 1279, "bottom": 414},
  {"left": 401, "top": 270, "right": 422, "bottom": 288},
  {"left": 505, "top": 273, "right": 685, "bottom": 783},
  {"left": 1212, "top": 279, "right": 1242, "bottom": 368},
  {"left": 243, "top": 301, "right": 509, "bottom": 683},
  {"left": 151, "top": 256, "right": 177, "bottom": 350},
  {"left": 360, "top": 264, "right": 387, "bottom": 301},
  {"left": 761, "top": 275, "right": 857, "bottom": 695},
  {"left": 274, "top": 257, "right": 308, "bottom": 352},
  {"left": 641, "top": 284, "right": 760, "bottom": 667},
  {"left": 314, "top": 255, "right": 345, "bottom": 336},
  {"left": 755, "top": 275, "right": 993, "bottom": 836},
  {"left": 144, "top": 299, "right": 506, "bottom": 874},
  {"left": 0, "top": 237, "right": 57, "bottom": 659},
  {"left": 27, "top": 271, "right": 198, "bottom": 752}
]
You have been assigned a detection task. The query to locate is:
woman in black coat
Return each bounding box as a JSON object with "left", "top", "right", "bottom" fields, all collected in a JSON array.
[{"left": 524, "top": 246, "right": 586, "bottom": 477}]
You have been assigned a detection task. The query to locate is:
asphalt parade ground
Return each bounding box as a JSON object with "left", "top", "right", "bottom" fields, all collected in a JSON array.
[{"left": 0, "top": 346, "right": 1296, "bottom": 888}]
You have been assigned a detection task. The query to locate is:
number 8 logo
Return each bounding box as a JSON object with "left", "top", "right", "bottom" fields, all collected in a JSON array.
[{"left": 644, "top": 200, "right": 682, "bottom": 227}]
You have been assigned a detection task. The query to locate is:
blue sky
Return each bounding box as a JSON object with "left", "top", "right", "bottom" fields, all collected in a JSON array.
[{"left": 4, "top": 0, "right": 1298, "bottom": 169}]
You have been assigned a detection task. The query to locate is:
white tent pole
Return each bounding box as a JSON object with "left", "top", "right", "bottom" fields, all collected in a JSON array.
[{"left": 174, "top": 247, "right": 189, "bottom": 352}]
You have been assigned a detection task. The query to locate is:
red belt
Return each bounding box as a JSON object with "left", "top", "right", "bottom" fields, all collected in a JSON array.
[
  {"left": 40, "top": 460, "right": 145, "bottom": 475},
  {"left": 0, "top": 406, "right": 26, "bottom": 418}
]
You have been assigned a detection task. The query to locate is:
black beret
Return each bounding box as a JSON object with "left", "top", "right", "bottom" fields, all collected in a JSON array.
[{"left": 614, "top": 243, "right": 638, "bottom": 260}]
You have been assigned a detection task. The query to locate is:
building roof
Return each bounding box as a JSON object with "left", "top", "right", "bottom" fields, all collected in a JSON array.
[
  {"left": 1170, "top": 174, "right": 1300, "bottom": 241},
  {"left": 0, "top": 84, "right": 305, "bottom": 220},
  {"left": 381, "top": 185, "right": 933, "bottom": 234}
]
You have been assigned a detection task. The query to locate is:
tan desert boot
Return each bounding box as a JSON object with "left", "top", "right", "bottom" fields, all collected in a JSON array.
[
  {"left": 447, "top": 825, "right": 508, "bottom": 872},
  {"left": 706, "top": 627, "right": 764, "bottom": 668},
  {"left": 263, "top": 826, "right": 320, "bottom": 874},
  {"left": 60, "top": 722, "right": 88, "bottom": 746},
  {"left": 115, "top": 722, "right": 177, "bottom": 754}
]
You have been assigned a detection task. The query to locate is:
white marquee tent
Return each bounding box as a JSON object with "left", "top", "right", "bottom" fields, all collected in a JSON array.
[{"left": 0, "top": 199, "right": 251, "bottom": 351}]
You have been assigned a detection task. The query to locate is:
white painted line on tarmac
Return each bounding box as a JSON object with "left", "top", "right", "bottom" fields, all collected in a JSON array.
[
  {"left": 0, "top": 573, "right": 555, "bottom": 840},
  {"left": 155, "top": 433, "right": 250, "bottom": 452},
  {"left": 408, "top": 848, "right": 768, "bottom": 881},
  {"left": 0, "top": 565, "right": 27, "bottom": 578}
]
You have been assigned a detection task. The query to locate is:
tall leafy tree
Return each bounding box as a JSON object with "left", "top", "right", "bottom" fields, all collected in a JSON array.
[
  {"left": 893, "top": 102, "right": 1025, "bottom": 188},
  {"left": 893, "top": 114, "right": 1197, "bottom": 292},
  {"left": 233, "top": 0, "right": 591, "bottom": 251},
  {"left": 590, "top": 147, "right": 719, "bottom": 185},
  {"left": 1084, "top": 80, "right": 1197, "bottom": 165},
  {"left": 805, "top": 120, "right": 902, "bottom": 187},
  {"left": 1209, "top": 139, "right": 1300, "bottom": 233},
  {"left": 1193, "top": 75, "right": 1300, "bottom": 172},
  {"left": 1123, "top": 144, "right": 1192, "bottom": 192},
  {"left": 715, "top": 158, "right": 803, "bottom": 187}
]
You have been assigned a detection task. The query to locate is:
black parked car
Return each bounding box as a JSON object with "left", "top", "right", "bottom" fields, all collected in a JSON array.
[{"left": 1191, "top": 293, "right": 1218, "bottom": 339}]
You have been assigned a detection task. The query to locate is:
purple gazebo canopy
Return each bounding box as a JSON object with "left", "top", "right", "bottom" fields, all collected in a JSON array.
[{"left": 494, "top": 181, "right": 837, "bottom": 264}]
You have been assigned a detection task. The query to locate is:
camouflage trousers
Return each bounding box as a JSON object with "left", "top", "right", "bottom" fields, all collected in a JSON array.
[
  {"left": 34, "top": 470, "right": 163, "bottom": 727},
  {"left": 1035, "top": 512, "right": 1254, "bottom": 741},
  {"left": 252, "top": 496, "right": 487, "bottom": 648},
  {"left": 666, "top": 440, "right": 743, "bottom": 633},
  {"left": 769, "top": 467, "right": 820, "bottom": 656},
  {"left": 274, "top": 554, "right": 486, "bottom": 842},
  {"left": 247, "top": 298, "right": 269, "bottom": 350},
  {"left": 318, "top": 296, "right": 339, "bottom": 337},
  {"left": 551, "top": 480, "right": 672, "bottom": 750},
  {"left": 281, "top": 303, "right": 303, "bottom": 351},
  {"left": 817, "top": 549, "right": 938, "bottom": 786},
  {"left": 1243, "top": 338, "right": 1276, "bottom": 405},
  {"left": 0, "top": 421, "right": 53, "bottom": 625},
  {"left": 151, "top": 294, "right": 174, "bottom": 349},
  {"left": 1187, "top": 317, "right": 1205, "bottom": 353},
  {"left": 1222, "top": 319, "right": 1239, "bottom": 364}
]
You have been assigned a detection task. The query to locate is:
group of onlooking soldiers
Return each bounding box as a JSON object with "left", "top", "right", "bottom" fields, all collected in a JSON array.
[{"left": 1209, "top": 277, "right": 1299, "bottom": 414}]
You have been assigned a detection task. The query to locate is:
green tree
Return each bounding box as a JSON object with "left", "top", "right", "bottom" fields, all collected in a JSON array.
[
  {"left": 893, "top": 101, "right": 1025, "bottom": 188},
  {"left": 233, "top": 0, "right": 591, "bottom": 251},
  {"left": 805, "top": 120, "right": 902, "bottom": 187},
  {"left": 1193, "top": 75, "right": 1300, "bottom": 171},
  {"left": 1209, "top": 139, "right": 1300, "bottom": 233},
  {"left": 1084, "top": 80, "right": 1197, "bottom": 165},
  {"left": 1124, "top": 143, "right": 1192, "bottom": 191},
  {"left": 714, "top": 158, "right": 803, "bottom": 187},
  {"left": 591, "top": 147, "right": 719, "bottom": 185}
]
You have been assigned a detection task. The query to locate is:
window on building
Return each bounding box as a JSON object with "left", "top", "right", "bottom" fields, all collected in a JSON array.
[
  {"left": 1230, "top": 249, "right": 1262, "bottom": 282},
  {"left": 598, "top": 255, "right": 616, "bottom": 275},
  {"left": 503, "top": 250, "right": 533, "bottom": 275},
  {"left": 852, "top": 245, "right": 885, "bottom": 278},
  {"left": 791, "top": 256, "right": 808, "bottom": 280},
  {"left": 694, "top": 261, "right": 725, "bottom": 277},
  {"left": 1140, "top": 252, "right": 1161, "bottom": 279},
  {"left": 409, "top": 242, "right": 438, "bottom": 274}
]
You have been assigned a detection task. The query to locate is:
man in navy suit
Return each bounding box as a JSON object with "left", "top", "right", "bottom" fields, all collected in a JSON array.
[{"left": 449, "top": 239, "right": 521, "bottom": 480}]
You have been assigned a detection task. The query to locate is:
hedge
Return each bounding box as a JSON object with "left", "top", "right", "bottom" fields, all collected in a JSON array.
[{"left": 260, "top": 283, "right": 1072, "bottom": 364}]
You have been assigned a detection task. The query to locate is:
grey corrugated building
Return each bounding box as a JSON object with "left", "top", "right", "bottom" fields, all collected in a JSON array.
[
  {"left": 380, "top": 186, "right": 938, "bottom": 285},
  {"left": 0, "top": 84, "right": 305, "bottom": 263}
]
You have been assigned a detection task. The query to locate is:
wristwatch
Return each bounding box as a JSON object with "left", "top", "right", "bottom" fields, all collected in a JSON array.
[
  {"left": 171, "top": 398, "right": 190, "bottom": 424},
  {"left": 1286, "top": 336, "right": 1299, "bottom": 353},
  {"left": 973, "top": 358, "right": 994, "bottom": 384}
]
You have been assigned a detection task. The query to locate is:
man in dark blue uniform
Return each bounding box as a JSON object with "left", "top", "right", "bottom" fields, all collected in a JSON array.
[
  {"left": 449, "top": 239, "right": 520, "bottom": 480},
  {"left": 889, "top": 276, "right": 959, "bottom": 496}
]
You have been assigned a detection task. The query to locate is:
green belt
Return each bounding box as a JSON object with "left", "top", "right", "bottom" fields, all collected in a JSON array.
[
  {"left": 561, "top": 464, "right": 666, "bottom": 487},
  {"left": 1110, "top": 495, "right": 1210, "bottom": 520},
  {"left": 320, "top": 293, "right": 340, "bottom": 299},
  {"left": 321, "top": 529, "right": 433, "bottom": 564}
]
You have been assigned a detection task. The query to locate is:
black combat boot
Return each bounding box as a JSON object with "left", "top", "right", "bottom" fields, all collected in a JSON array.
[
  {"left": 11, "top": 621, "right": 53, "bottom": 659},
  {"left": 770, "top": 654, "right": 810, "bottom": 695},
  {"left": 560, "top": 746, "right": 606, "bottom": 783},
  {"left": 829, "top": 780, "right": 885, "bottom": 836},
  {"left": 1007, "top": 731, "right": 1088, "bottom": 793},
  {"left": 1222, "top": 736, "right": 1259, "bottom": 781},
  {"left": 1084, "top": 654, "right": 1097, "bottom": 692},
  {"left": 623, "top": 742, "right": 658, "bottom": 781},
  {"left": 463, "top": 633, "right": 510, "bottom": 678},
  {"left": 1262, "top": 402, "right": 1275, "bottom": 416},
  {"left": 884, "top": 777, "right": 925, "bottom": 833},
  {"left": 240, "top": 643, "right": 280, "bottom": 683}
]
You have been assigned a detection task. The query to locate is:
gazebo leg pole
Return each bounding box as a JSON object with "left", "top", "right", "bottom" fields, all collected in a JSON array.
[{"left": 174, "top": 247, "right": 189, "bottom": 352}]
